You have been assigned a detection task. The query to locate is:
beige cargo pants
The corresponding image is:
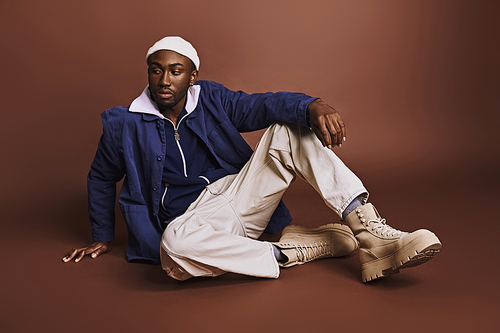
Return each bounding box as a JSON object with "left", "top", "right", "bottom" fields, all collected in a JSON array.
[{"left": 160, "top": 123, "right": 367, "bottom": 280}]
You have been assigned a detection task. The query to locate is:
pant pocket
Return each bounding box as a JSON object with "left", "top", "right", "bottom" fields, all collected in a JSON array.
[{"left": 206, "top": 174, "right": 237, "bottom": 195}]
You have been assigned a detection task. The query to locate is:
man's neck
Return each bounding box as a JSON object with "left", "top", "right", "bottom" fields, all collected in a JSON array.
[
  {"left": 161, "top": 109, "right": 182, "bottom": 126},
  {"left": 159, "top": 97, "right": 187, "bottom": 126}
]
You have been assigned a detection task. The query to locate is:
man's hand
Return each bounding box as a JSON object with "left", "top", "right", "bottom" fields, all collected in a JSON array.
[
  {"left": 62, "top": 241, "right": 111, "bottom": 263},
  {"left": 307, "top": 99, "right": 346, "bottom": 150}
]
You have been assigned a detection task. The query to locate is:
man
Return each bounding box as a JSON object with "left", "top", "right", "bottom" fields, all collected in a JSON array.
[{"left": 63, "top": 36, "right": 441, "bottom": 282}]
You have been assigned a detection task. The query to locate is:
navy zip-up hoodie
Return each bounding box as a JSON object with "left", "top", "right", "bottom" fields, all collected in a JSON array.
[{"left": 87, "top": 80, "right": 317, "bottom": 263}]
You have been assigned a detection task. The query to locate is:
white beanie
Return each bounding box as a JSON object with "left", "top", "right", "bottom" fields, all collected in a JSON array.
[{"left": 146, "top": 36, "right": 200, "bottom": 70}]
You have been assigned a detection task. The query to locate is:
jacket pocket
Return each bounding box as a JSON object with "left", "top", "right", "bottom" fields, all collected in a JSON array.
[
  {"left": 120, "top": 204, "right": 162, "bottom": 262},
  {"left": 207, "top": 120, "right": 253, "bottom": 169}
]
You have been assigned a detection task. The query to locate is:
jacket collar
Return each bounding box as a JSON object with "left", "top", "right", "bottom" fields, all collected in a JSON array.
[{"left": 129, "top": 85, "right": 201, "bottom": 119}]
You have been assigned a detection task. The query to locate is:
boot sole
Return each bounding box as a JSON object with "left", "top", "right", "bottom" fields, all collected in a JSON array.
[{"left": 361, "top": 232, "right": 442, "bottom": 283}]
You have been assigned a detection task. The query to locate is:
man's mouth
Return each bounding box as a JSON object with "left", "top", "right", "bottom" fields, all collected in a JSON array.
[{"left": 157, "top": 90, "right": 173, "bottom": 99}]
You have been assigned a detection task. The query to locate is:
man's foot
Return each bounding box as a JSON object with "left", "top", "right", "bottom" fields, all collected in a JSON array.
[
  {"left": 344, "top": 203, "right": 442, "bottom": 282},
  {"left": 273, "top": 223, "right": 359, "bottom": 268}
]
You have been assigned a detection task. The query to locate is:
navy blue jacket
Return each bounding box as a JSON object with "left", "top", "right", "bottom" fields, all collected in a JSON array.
[{"left": 87, "top": 80, "right": 317, "bottom": 263}]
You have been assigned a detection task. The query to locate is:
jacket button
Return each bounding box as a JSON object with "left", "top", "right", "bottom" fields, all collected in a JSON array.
[
  {"left": 157, "top": 156, "right": 163, "bottom": 161},
  {"left": 153, "top": 186, "right": 158, "bottom": 191}
]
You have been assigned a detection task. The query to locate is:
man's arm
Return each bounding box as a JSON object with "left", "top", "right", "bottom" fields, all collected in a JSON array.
[
  {"left": 209, "top": 82, "right": 346, "bottom": 148},
  {"left": 62, "top": 111, "right": 125, "bottom": 263},
  {"left": 307, "top": 98, "right": 346, "bottom": 151},
  {"left": 209, "top": 81, "right": 315, "bottom": 131}
]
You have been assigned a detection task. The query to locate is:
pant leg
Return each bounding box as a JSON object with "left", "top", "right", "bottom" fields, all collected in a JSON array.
[
  {"left": 265, "top": 123, "right": 368, "bottom": 216},
  {"left": 161, "top": 123, "right": 367, "bottom": 280},
  {"left": 161, "top": 174, "right": 281, "bottom": 280}
]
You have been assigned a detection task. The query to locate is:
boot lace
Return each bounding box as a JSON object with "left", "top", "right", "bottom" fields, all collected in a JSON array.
[
  {"left": 294, "top": 241, "right": 330, "bottom": 263},
  {"left": 367, "top": 218, "right": 403, "bottom": 237}
]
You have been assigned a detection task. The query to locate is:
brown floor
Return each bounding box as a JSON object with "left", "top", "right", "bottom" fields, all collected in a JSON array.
[
  {"left": 2, "top": 154, "right": 499, "bottom": 332},
  {"left": 2, "top": 1, "right": 500, "bottom": 332}
]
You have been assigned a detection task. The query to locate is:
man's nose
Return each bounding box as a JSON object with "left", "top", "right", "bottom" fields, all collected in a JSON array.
[{"left": 160, "top": 73, "right": 171, "bottom": 86}]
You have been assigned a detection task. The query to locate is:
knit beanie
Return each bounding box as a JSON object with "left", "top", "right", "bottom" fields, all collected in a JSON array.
[{"left": 146, "top": 36, "right": 200, "bottom": 70}]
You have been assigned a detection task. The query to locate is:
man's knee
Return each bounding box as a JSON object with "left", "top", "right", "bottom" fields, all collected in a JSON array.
[
  {"left": 268, "top": 122, "right": 298, "bottom": 137},
  {"left": 266, "top": 122, "right": 315, "bottom": 149},
  {"left": 161, "top": 216, "right": 209, "bottom": 257},
  {"left": 161, "top": 223, "right": 192, "bottom": 257}
]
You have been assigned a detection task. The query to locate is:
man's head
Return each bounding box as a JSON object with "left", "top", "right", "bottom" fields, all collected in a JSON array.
[{"left": 146, "top": 37, "right": 199, "bottom": 113}]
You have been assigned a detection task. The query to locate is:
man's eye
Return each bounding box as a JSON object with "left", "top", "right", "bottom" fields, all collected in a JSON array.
[{"left": 172, "top": 71, "right": 180, "bottom": 75}]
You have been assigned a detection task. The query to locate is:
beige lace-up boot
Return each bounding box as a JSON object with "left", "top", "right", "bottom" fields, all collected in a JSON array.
[
  {"left": 344, "top": 203, "right": 441, "bottom": 282},
  {"left": 273, "top": 223, "right": 359, "bottom": 268}
]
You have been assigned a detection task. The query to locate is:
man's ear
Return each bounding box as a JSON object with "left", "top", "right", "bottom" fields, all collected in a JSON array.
[{"left": 190, "top": 70, "right": 199, "bottom": 86}]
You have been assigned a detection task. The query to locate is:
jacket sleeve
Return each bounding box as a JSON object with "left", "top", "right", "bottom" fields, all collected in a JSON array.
[
  {"left": 214, "top": 82, "right": 318, "bottom": 132},
  {"left": 87, "top": 111, "right": 125, "bottom": 242}
]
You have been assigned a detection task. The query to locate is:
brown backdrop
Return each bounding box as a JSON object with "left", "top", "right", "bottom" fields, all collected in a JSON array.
[{"left": 1, "top": 1, "right": 499, "bottom": 332}]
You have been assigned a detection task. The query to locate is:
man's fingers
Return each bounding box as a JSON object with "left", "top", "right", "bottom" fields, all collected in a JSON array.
[
  {"left": 307, "top": 99, "right": 346, "bottom": 149},
  {"left": 325, "top": 120, "right": 341, "bottom": 147},
  {"left": 315, "top": 124, "right": 331, "bottom": 148},
  {"left": 313, "top": 112, "right": 347, "bottom": 149},
  {"left": 340, "top": 119, "right": 346, "bottom": 142},
  {"left": 91, "top": 242, "right": 111, "bottom": 258},
  {"left": 327, "top": 112, "right": 346, "bottom": 147},
  {"left": 321, "top": 129, "right": 332, "bottom": 148},
  {"left": 333, "top": 118, "right": 342, "bottom": 146},
  {"left": 62, "top": 242, "right": 110, "bottom": 263},
  {"left": 314, "top": 117, "right": 346, "bottom": 150},
  {"left": 91, "top": 247, "right": 102, "bottom": 259},
  {"left": 74, "top": 249, "right": 86, "bottom": 263},
  {"left": 63, "top": 247, "right": 80, "bottom": 262},
  {"left": 62, "top": 248, "right": 78, "bottom": 262},
  {"left": 338, "top": 117, "right": 346, "bottom": 144}
]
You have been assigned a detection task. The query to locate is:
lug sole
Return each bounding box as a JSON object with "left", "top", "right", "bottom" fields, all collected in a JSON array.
[{"left": 361, "top": 233, "right": 442, "bottom": 283}]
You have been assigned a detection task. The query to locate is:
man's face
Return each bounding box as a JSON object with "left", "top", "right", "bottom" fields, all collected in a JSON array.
[{"left": 147, "top": 50, "right": 198, "bottom": 113}]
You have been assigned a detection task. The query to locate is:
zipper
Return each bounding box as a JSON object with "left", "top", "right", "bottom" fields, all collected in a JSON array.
[
  {"left": 165, "top": 115, "right": 188, "bottom": 178},
  {"left": 161, "top": 183, "right": 169, "bottom": 211}
]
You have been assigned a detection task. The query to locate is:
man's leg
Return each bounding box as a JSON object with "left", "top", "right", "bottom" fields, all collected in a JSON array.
[
  {"left": 162, "top": 123, "right": 441, "bottom": 281},
  {"left": 247, "top": 123, "right": 441, "bottom": 281},
  {"left": 266, "top": 126, "right": 441, "bottom": 282},
  {"left": 161, "top": 122, "right": 366, "bottom": 280}
]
